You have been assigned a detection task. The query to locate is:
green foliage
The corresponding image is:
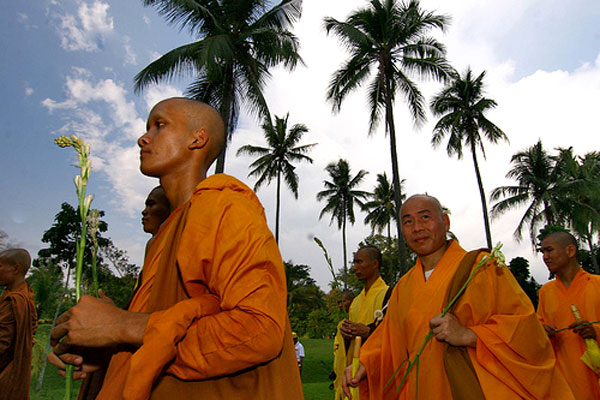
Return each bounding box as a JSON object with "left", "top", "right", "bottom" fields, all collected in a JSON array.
[
  {"left": 299, "top": 338, "right": 335, "bottom": 400},
  {"left": 286, "top": 261, "right": 326, "bottom": 337},
  {"left": 507, "top": 257, "right": 541, "bottom": 308},
  {"left": 136, "top": 0, "right": 304, "bottom": 172}
]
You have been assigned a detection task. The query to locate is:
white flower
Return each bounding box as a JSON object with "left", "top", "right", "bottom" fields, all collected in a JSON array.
[
  {"left": 83, "top": 194, "right": 93, "bottom": 212},
  {"left": 489, "top": 242, "right": 506, "bottom": 268},
  {"left": 374, "top": 309, "right": 384, "bottom": 322}
]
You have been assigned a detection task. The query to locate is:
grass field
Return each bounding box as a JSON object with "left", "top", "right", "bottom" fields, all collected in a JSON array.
[{"left": 31, "top": 326, "right": 335, "bottom": 399}]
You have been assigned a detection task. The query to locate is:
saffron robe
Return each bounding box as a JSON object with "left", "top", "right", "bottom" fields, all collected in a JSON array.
[
  {"left": 0, "top": 282, "right": 37, "bottom": 400},
  {"left": 359, "top": 240, "right": 574, "bottom": 399},
  {"left": 95, "top": 174, "right": 302, "bottom": 399},
  {"left": 333, "top": 277, "right": 388, "bottom": 400},
  {"left": 537, "top": 268, "right": 600, "bottom": 400}
]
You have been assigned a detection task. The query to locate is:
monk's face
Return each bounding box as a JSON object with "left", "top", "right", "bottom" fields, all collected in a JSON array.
[
  {"left": 540, "top": 237, "right": 572, "bottom": 274},
  {"left": 141, "top": 188, "right": 170, "bottom": 235},
  {"left": 352, "top": 249, "right": 379, "bottom": 282},
  {"left": 138, "top": 99, "right": 194, "bottom": 178},
  {"left": 400, "top": 196, "right": 450, "bottom": 257}
]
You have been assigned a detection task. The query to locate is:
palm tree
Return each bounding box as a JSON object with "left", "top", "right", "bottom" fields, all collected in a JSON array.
[
  {"left": 490, "top": 140, "right": 561, "bottom": 246},
  {"left": 135, "top": 0, "right": 303, "bottom": 173},
  {"left": 237, "top": 113, "right": 315, "bottom": 243},
  {"left": 363, "top": 172, "right": 403, "bottom": 240},
  {"left": 430, "top": 67, "right": 508, "bottom": 248},
  {"left": 317, "top": 159, "right": 369, "bottom": 287},
  {"left": 324, "top": 0, "right": 452, "bottom": 274},
  {"left": 554, "top": 149, "right": 600, "bottom": 273}
]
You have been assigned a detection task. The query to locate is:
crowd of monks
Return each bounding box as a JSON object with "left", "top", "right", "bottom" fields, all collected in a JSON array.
[{"left": 1, "top": 98, "right": 598, "bottom": 399}]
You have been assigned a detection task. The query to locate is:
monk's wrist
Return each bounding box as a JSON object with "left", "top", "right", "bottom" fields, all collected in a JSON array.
[
  {"left": 117, "top": 311, "right": 150, "bottom": 346},
  {"left": 462, "top": 328, "right": 477, "bottom": 348}
]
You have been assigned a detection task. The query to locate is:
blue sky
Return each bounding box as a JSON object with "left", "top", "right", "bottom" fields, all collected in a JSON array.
[{"left": 1, "top": 0, "right": 599, "bottom": 290}]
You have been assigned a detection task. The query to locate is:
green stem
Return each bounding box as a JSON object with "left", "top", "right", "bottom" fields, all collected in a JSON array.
[
  {"left": 92, "top": 242, "right": 98, "bottom": 296},
  {"left": 65, "top": 367, "right": 72, "bottom": 399},
  {"left": 555, "top": 320, "right": 600, "bottom": 333}
]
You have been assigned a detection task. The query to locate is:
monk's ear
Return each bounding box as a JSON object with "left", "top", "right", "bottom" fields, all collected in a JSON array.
[
  {"left": 189, "top": 128, "right": 209, "bottom": 150},
  {"left": 565, "top": 244, "right": 577, "bottom": 258},
  {"left": 442, "top": 213, "right": 450, "bottom": 232}
]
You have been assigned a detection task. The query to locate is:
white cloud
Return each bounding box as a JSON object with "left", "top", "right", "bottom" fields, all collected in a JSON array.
[
  {"left": 57, "top": 0, "right": 114, "bottom": 52},
  {"left": 25, "top": 87, "right": 34, "bottom": 96},
  {"left": 123, "top": 36, "right": 137, "bottom": 65},
  {"left": 17, "top": 12, "right": 38, "bottom": 29},
  {"left": 143, "top": 15, "right": 151, "bottom": 25}
]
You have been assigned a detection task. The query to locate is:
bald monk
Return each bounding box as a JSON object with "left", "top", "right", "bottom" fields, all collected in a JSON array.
[
  {"left": 141, "top": 185, "right": 170, "bottom": 257},
  {"left": 537, "top": 231, "right": 600, "bottom": 399},
  {"left": 0, "top": 248, "right": 38, "bottom": 400},
  {"left": 344, "top": 194, "right": 573, "bottom": 399},
  {"left": 47, "top": 98, "right": 302, "bottom": 399},
  {"left": 335, "top": 246, "right": 388, "bottom": 399}
]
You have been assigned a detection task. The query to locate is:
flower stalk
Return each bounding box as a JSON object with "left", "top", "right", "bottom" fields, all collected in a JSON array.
[
  {"left": 386, "top": 242, "right": 507, "bottom": 394},
  {"left": 55, "top": 135, "right": 96, "bottom": 400},
  {"left": 314, "top": 237, "right": 344, "bottom": 308}
]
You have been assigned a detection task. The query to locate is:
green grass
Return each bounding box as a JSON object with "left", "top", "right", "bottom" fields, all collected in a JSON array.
[{"left": 30, "top": 327, "right": 335, "bottom": 399}]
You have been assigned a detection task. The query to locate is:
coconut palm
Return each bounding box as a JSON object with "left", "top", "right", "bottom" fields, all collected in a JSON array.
[
  {"left": 237, "top": 113, "right": 315, "bottom": 243},
  {"left": 317, "top": 159, "right": 369, "bottom": 287},
  {"left": 490, "top": 140, "right": 561, "bottom": 246},
  {"left": 135, "top": 0, "right": 303, "bottom": 173},
  {"left": 324, "top": 0, "right": 452, "bottom": 274},
  {"left": 430, "top": 67, "right": 508, "bottom": 248}
]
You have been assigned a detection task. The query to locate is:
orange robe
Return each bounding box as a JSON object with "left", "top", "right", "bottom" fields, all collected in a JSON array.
[
  {"left": 359, "top": 240, "right": 573, "bottom": 399},
  {"left": 537, "top": 268, "right": 600, "bottom": 399},
  {"left": 95, "top": 174, "right": 302, "bottom": 399},
  {"left": 0, "top": 282, "right": 37, "bottom": 400}
]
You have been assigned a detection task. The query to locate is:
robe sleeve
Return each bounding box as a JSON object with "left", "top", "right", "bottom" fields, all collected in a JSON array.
[
  {"left": 461, "top": 260, "right": 562, "bottom": 399},
  {"left": 161, "top": 194, "right": 288, "bottom": 380},
  {"left": 0, "top": 297, "right": 15, "bottom": 358}
]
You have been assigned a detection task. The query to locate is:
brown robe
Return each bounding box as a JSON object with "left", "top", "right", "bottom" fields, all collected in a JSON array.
[{"left": 0, "top": 282, "right": 37, "bottom": 400}]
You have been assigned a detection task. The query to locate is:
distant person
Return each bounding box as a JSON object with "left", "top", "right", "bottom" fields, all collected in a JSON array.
[
  {"left": 293, "top": 332, "right": 304, "bottom": 377},
  {"left": 344, "top": 194, "right": 573, "bottom": 399},
  {"left": 538, "top": 231, "right": 600, "bottom": 399},
  {"left": 335, "top": 246, "right": 389, "bottom": 399},
  {"left": 0, "top": 248, "right": 38, "bottom": 400},
  {"left": 141, "top": 185, "right": 171, "bottom": 257}
]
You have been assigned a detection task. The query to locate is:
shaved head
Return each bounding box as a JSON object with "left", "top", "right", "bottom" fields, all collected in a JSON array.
[
  {"left": 0, "top": 248, "right": 31, "bottom": 275},
  {"left": 401, "top": 194, "right": 445, "bottom": 218},
  {"left": 161, "top": 97, "right": 225, "bottom": 168},
  {"left": 542, "top": 231, "right": 578, "bottom": 255},
  {"left": 358, "top": 245, "right": 382, "bottom": 270}
]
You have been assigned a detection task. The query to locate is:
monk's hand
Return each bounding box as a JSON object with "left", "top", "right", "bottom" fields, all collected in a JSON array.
[
  {"left": 46, "top": 347, "right": 108, "bottom": 380},
  {"left": 569, "top": 320, "right": 597, "bottom": 340},
  {"left": 51, "top": 293, "right": 149, "bottom": 352},
  {"left": 430, "top": 313, "right": 477, "bottom": 347},
  {"left": 342, "top": 361, "right": 366, "bottom": 399},
  {"left": 340, "top": 320, "right": 370, "bottom": 340},
  {"left": 543, "top": 324, "right": 558, "bottom": 338}
]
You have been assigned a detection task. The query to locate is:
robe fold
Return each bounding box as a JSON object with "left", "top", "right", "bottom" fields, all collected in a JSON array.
[
  {"left": 0, "top": 282, "right": 37, "bottom": 400},
  {"left": 359, "top": 240, "right": 573, "bottom": 399},
  {"left": 95, "top": 174, "right": 302, "bottom": 399},
  {"left": 537, "top": 268, "right": 600, "bottom": 400},
  {"left": 333, "top": 277, "right": 388, "bottom": 400}
]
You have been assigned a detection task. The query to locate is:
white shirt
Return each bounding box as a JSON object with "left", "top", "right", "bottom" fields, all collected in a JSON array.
[{"left": 295, "top": 341, "right": 305, "bottom": 364}]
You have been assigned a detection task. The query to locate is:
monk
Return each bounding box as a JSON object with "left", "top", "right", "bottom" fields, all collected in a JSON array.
[
  {"left": 141, "top": 185, "right": 170, "bottom": 257},
  {"left": 537, "top": 231, "right": 600, "bottom": 399},
  {"left": 334, "top": 246, "right": 388, "bottom": 399},
  {"left": 344, "top": 194, "right": 573, "bottom": 399},
  {"left": 0, "top": 248, "right": 38, "bottom": 400},
  {"left": 47, "top": 97, "right": 302, "bottom": 399}
]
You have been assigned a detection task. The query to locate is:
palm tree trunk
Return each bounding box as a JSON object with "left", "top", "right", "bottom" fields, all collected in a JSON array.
[
  {"left": 275, "top": 171, "right": 281, "bottom": 244},
  {"left": 342, "top": 207, "right": 348, "bottom": 289},
  {"left": 585, "top": 234, "right": 600, "bottom": 274},
  {"left": 36, "top": 265, "right": 72, "bottom": 392},
  {"left": 215, "top": 67, "right": 235, "bottom": 174},
  {"left": 470, "top": 143, "right": 493, "bottom": 248},
  {"left": 384, "top": 79, "right": 408, "bottom": 275},
  {"left": 387, "top": 222, "right": 393, "bottom": 281}
]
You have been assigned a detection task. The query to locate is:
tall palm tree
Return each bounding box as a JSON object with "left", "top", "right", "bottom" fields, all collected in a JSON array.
[
  {"left": 135, "top": 0, "right": 303, "bottom": 173},
  {"left": 490, "top": 140, "right": 561, "bottom": 246},
  {"left": 430, "top": 67, "right": 508, "bottom": 248},
  {"left": 317, "top": 159, "right": 369, "bottom": 287},
  {"left": 237, "top": 113, "right": 315, "bottom": 243},
  {"left": 324, "top": 0, "right": 452, "bottom": 274}
]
